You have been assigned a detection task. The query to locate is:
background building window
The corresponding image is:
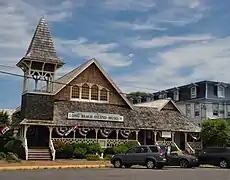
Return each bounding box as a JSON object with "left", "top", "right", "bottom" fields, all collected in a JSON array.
[
  {"left": 81, "top": 83, "right": 89, "bottom": 99},
  {"left": 219, "top": 104, "right": 225, "bottom": 115},
  {"left": 91, "top": 85, "right": 99, "bottom": 100},
  {"left": 100, "top": 88, "right": 108, "bottom": 101},
  {"left": 71, "top": 85, "right": 80, "bottom": 98},
  {"left": 212, "top": 103, "right": 219, "bottom": 116},
  {"left": 227, "top": 104, "right": 230, "bottom": 117},
  {"left": 173, "top": 90, "right": 179, "bottom": 101},
  {"left": 191, "top": 87, "right": 197, "bottom": 99},
  {"left": 217, "top": 86, "right": 225, "bottom": 98},
  {"left": 194, "top": 103, "right": 200, "bottom": 117},
  {"left": 185, "top": 104, "right": 191, "bottom": 117}
]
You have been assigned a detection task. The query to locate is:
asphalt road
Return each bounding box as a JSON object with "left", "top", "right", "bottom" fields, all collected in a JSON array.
[{"left": 0, "top": 167, "right": 230, "bottom": 180}]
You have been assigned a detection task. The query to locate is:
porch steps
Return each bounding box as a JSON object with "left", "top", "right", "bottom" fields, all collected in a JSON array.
[{"left": 28, "top": 148, "right": 52, "bottom": 160}]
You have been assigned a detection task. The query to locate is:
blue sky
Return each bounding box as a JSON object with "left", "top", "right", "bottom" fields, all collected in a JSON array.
[{"left": 0, "top": 0, "right": 230, "bottom": 109}]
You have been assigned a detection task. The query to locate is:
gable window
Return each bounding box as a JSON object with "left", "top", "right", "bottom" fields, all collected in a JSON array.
[
  {"left": 173, "top": 90, "right": 179, "bottom": 101},
  {"left": 71, "top": 85, "right": 80, "bottom": 99},
  {"left": 185, "top": 104, "right": 191, "bottom": 117},
  {"left": 191, "top": 86, "right": 197, "bottom": 99},
  {"left": 100, "top": 88, "right": 108, "bottom": 101},
  {"left": 91, "top": 85, "right": 99, "bottom": 100},
  {"left": 217, "top": 85, "right": 225, "bottom": 98},
  {"left": 162, "top": 93, "right": 167, "bottom": 99},
  {"left": 212, "top": 103, "right": 219, "bottom": 116},
  {"left": 194, "top": 103, "right": 200, "bottom": 117},
  {"left": 81, "top": 83, "right": 89, "bottom": 99}
]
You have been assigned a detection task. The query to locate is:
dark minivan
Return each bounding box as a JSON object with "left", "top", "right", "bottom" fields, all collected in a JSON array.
[
  {"left": 110, "top": 145, "right": 166, "bottom": 169},
  {"left": 197, "top": 147, "right": 230, "bottom": 168}
]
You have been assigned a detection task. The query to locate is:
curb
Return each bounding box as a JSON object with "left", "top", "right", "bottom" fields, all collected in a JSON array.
[{"left": 0, "top": 164, "right": 111, "bottom": 171}]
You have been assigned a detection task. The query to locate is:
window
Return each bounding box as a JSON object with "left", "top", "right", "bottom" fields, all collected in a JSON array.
[
  {"left": 212, "top": 103, "right": 219, "bottom": 116},
  {"left": 162, "top": 93, "right": 167, "bottom": 99},
  {"left": 191, "top": 86, "right": 197, "bottom": 99},
  {"left": 217, "top": 86, "right": 225, "bottom": 98},
  {"left": 185, "top": 104, "right": 191, "bottom": 117},
  {"left": 149, "top": 146, "right": 158, "bottom": 153},
  {"left": 81, "top": 84, "right": 89, "bottom": 99},
  {"left": 194, "top": 103, "right": 200, "bottom": 117},
  {"left": 71, "top": 85, "right": 80, "bottom": 99},
  {"left": 91, "top": 85, "right": 99, "bottom": 100},
  {"left": 173, "top": 90, "right": 179, "bottom": 101},
  {"left": 227, "top": 105, "right": 230, "bottom": 117},
  {"left": 219, "top": 104, "right": 225, "bottom": 115},
  {"left": 100, "top": 88, "right": 108, "bottom": 101}
]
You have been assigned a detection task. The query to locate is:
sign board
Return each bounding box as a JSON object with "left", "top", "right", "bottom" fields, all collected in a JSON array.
[
  {"left": 161, "top": 131, "right": 172, "bottom": 138},
  {"left": 67, "top": 112, "right": 124, "bottom": 122}
]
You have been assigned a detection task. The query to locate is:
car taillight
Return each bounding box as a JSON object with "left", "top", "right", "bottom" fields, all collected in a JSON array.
[
  {"left": 159, "top": 149, "right": 163, "bottom": 156},
  {"left": 187, "top": 155, "right": 194, "bottom": 159}
]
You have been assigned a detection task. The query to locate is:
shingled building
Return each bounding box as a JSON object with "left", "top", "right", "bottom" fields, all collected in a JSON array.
[{"left": 12, "top": 17, "right": 201, "bottom": 160}]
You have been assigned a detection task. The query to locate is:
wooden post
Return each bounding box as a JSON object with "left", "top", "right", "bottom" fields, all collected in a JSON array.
[
  {"left": 185, "top": 132, "right": 188, "bottom": 143},
  {"left": 135, "top": 130, "right": 139, "bottom": 140},
  {"left": 24, "top": 125, "right": 29, "bottom": 138},
  {"left": 116, "top": 130, "right": 119, "bottom": 140},
  {"left": 154, "top": 131, "right": 157, "bottom": 143},
  {"left": 49, "top": 127, "right": 53, "bottom": 141},
  {"left": 73, "top": 130, "right": 76, "bottom": 140},
  {"left": 95, "top": 129, "right": 99, "bottom": 140},
  {"left": 144, "top": 130, "right": 147, "bottom": 145},
  {"left": 171, "top": 132, "right": 175, "bottom": 142}
]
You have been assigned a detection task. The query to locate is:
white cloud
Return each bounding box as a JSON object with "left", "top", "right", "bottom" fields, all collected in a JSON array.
[
  {"left": 102, "top": 0, "right": 156, "bottom": 11},
  {"left": 131, "top": 34, "right": 214, "bottom": 49},
  {"left": 116, "top": 36, "right": 230, "bottom": 93}
]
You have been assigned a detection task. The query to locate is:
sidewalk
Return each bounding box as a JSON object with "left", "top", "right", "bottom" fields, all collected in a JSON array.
[{"left": 0, "top": 160, "right": 112, "bottom": 170}]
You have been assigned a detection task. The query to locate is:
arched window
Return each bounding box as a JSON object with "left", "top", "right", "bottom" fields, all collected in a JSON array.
[
  {"left": 100, "top": 88, "right": 108, "bottom": 101},
  {"left": 91, "top": 85, "right": 99, "bottom": 100},
  {"left": 71, "top": 85, "right": 80, "bottom": 98},
  {"left": 81, "top": 83, "right": 89, "bottom": 99}
]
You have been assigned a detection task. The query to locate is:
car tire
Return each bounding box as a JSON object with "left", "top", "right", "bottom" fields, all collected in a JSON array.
[
  {"left": 179, "top": 159, "right": 189, "bottom": 168},
  {"left": 219, "top": 159, "right": 228, "bottom": 168},
  {"left": 146, "top": 159, "right": 155, "bottom": 169},
  {"left": 113, "top": 159, "right": 122, "bottom": 168}
]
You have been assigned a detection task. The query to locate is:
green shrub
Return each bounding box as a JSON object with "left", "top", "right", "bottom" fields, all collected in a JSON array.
[
  {"left": 104, "top": 154, "right": 113, "bottom": 161},
  {"left": 114, "top": 144, "right": 129, "bottom": 153},
  {"left": 88, "top": 143, "right": 103, "bottom": 155},
  {"left": 77, "top": 143, "right": 90, "bottom": 151},
  {"left": 62, "top": 143, "right": 74, "bottom": 159},
  {"left": 73, "top": 147, "right": 87, "bottom": 159},
  {"left": 3, "top": 138, "right": 25, "bottom": 159},
  {"left": 86, "top": 154, "right": 100, "bottom": 161},
  {"left": 53, "top": 140, "right": 66, "bottom": 150},
  {"left": 5, "top": 152, "right": 21, "bottom": 163},
  {"left": 103, "top": 147, "right": 116, "bottom": 157},
  {"left": 0, "top": 152, "right": 6, "bottom": 159},
  {"left": 126, "top": 140, "right": 140, "bottom": 147}
]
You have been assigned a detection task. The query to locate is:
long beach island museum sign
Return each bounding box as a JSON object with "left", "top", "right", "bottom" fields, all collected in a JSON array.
[{"left": 67, "top": 112, "right": 124, "bottom": 122}]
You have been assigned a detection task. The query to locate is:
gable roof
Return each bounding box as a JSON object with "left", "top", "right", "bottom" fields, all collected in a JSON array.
[
  {"left": 52, "top": 58, "right": 134, "bottom": 109},
  {"left": 133, "top": 98, "right": 183, "bottom": 114}
]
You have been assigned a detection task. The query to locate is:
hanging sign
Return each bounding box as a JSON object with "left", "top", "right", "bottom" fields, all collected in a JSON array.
[
  {"left": 0, "top": 123, "right": 10, "bottom": 135},
  {"left": 67, "top": 112, "right": 124, "bottom": 122},
  {"left": 161, "top": 131, "right": 172, "bottom": 138}
]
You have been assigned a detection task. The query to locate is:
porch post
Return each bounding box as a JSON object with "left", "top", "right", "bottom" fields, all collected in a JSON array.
[
  {"left": 171, "top": 132, "right": 175, "bottom": 142},
  {"left": 49, "top": 127, "right": 53, "bottom": 141},
  {"left": 185, "top": 132, "right": 188, "bottom": 143},
  {"left": 144, "top": 130, "right": 147, "bottom": 145},
  {"left": 116, "top": 130, "right": 119, "bottom": 140},
  {"left": 24, "top": 125, "right": 29, "bottom": 138},
  {"left": 135, "top": 130, "right": 139, "bottom": 140},
  {"left": 73, "top": 130, "right": 76, "bottom": 140},
  {"left": 153, "top": 131, "right": 157, "bottom": 143},
  {"left": 95, "top": 129, "right": 99, "bottom": 140}
]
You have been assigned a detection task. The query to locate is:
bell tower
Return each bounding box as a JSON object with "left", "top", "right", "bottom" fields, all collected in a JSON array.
[
  {"left": 16, "top": 16, "right": 64, "bottom": 93},
  {"left": 17, "top": 16, "right": 64, "bottom": 121}
]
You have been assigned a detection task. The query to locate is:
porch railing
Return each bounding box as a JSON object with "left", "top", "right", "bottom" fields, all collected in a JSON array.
[
  {"left": 156, "top": 141, "right": 181, "bottom": 151},
  {"left": 52, "top": 138, "right": 138, "bottom": 148},
  {"left": 185, "top": 142, "right": 195, "bottom": 154},
  {"left": 188, "top": 142, "right": 202, "bottom": 150},
  {"left": 49, "top": 139, "right": 56, "bottom": 161}
]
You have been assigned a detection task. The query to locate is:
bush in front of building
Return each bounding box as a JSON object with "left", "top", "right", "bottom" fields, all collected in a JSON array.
[
  {"left": 73, "top": 147, "right": 87, "bottom": 159},
  {"left": 104, "top": 154, "right": 113, "bottom": 161},
  {"left": 85, "top": 154, "right": 100, "bottom": 161},
  {"left": 113, "top": 144, "right": 129, "bottom": 153},
  {"left": 5, "top": 152, "right": 21, "bottom": 163},
  {"left": 0, "top": 152, "right": 6, "bottom": 160}
]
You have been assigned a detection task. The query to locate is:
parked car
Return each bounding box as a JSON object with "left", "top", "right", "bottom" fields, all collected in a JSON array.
[
  {"left": 160, "top": 145, "right": 198, "bottom": 168},
  {"left": 197, "top": 147, "right": 230, "bottom": 168},
  {"left": 110, "top": 145, "right": 167, "bottom": 169}
]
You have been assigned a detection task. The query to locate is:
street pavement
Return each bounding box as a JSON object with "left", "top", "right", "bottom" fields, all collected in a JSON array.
[{"left": 0, "top": 167, "right": 230, "bottom": 180}]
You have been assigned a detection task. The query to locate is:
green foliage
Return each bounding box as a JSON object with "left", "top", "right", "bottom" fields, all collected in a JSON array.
[
  {"left": 73, "top": 147, "right": 87, "bottom": 159},
  {"left": 5, "top": 152, "right": 21, "bottom": 163},
  {"left": 126, "top": 140, "right": 140, "bottom": 147},
  {"left": 88, "top": 143, "right": 103, "bottom": 155},
  {"left": 0, "top": 110, "right": 10, "bottom": 127},
  {"left": 126, "top": 92, "right": 150, "bottom": 99},
  {"left": 104, "top": 154, "right": 113, "bottom": 161},
  {"left": 114, "top": 144, "right": 129, "bottom": 153},
  {"left": 201, "top": 119, "right": 230, "bottom": 146},
  {"left": 62, "top": 143, "right": 74, "bottom": 159},
  {"left": 85, "top": 154, "right": 100, "bottom": 161},
  {"left": 0, "top": 152, "right": 6, "bottom": 159}
]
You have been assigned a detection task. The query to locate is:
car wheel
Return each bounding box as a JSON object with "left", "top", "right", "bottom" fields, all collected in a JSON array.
[
  {"left": 219, "top": 159, "right": 228, "bottom": 168},
  {"left": 179, "top": 159, "right": 189, "bottom": 168},
  {"left": 113, "top": 159, "right": 122, "bottom": 168},
  {"left": 146, "top": 160, "right": 155, "bottom": 169}
]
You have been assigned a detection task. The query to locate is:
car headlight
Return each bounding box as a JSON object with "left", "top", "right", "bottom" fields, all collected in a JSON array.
[{"left": 111, "top": 155, "right": 114, "bottom": 158}]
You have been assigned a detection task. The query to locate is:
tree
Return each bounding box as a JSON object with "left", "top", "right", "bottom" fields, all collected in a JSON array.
[
  {"left": 126, "top": 91, "right": 151, "bottom": 99},
  {"left": 201, "top": 119, "right": 230, "bottom": 147}
]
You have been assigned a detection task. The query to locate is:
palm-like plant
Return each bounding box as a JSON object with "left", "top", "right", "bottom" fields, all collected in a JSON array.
[{"left": 0, "top": 110, "right": 10, "bottom": 127}]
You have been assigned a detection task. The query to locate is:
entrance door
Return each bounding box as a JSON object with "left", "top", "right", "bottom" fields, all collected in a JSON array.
[{"left": 26, "top": 125, "right": 50, "bottom": 147}]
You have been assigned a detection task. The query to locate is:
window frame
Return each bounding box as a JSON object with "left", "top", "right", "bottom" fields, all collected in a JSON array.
[
  {"left": 212, "top": 103, "right": 219, "bottom": 116},
  {"left": 185, "top": 104, "right": 191, "bottom": 117},
  {"left": 173, "top": 90, "right": 179, "bottom": 101},
  {"left": 91, "top": 84, "right": 99, "bottom": 101},
  {"left": 217, "top": 85, "right": 225, "bottom": 98},
  {"left": 191, "top": 86, "right": 197, "bottom": 99},
  {"left": 194, "top": 103, "right": 200, "bottom": 117}
]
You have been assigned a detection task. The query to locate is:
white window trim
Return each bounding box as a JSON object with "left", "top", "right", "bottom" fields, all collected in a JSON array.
[
  {"left": 217, "top": 85, "right": 225, "bottom": 98},
  {"left": 191, "top": 86, "right": 197, "bottom": 99},
  {"left": 173, "top": 90, "right": 179, "bottom": 101},
  {"left": 194, "top": 103, "right": 200, "bottom": 117},
  {"left": 185, "top": 104, "right": 191, "bottom": 117},
  {"left": 162, "top": 92, "right": 167, "bottom": 99}
]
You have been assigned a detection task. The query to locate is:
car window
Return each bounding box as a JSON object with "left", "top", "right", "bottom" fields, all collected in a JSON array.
[
  {"left": 127, "top": 147, "right": 137, "bottom": 153},
  {"left": 140, "top": 147, "right": 148, "bottom": 153},
  {"left": 149, "top": 146, "right": 158, "bottom": 152}
]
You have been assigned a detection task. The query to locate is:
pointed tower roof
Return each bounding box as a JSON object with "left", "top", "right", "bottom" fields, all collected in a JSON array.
[{"left": 17, "top": 16, "right": 64, "bottom": 69}]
